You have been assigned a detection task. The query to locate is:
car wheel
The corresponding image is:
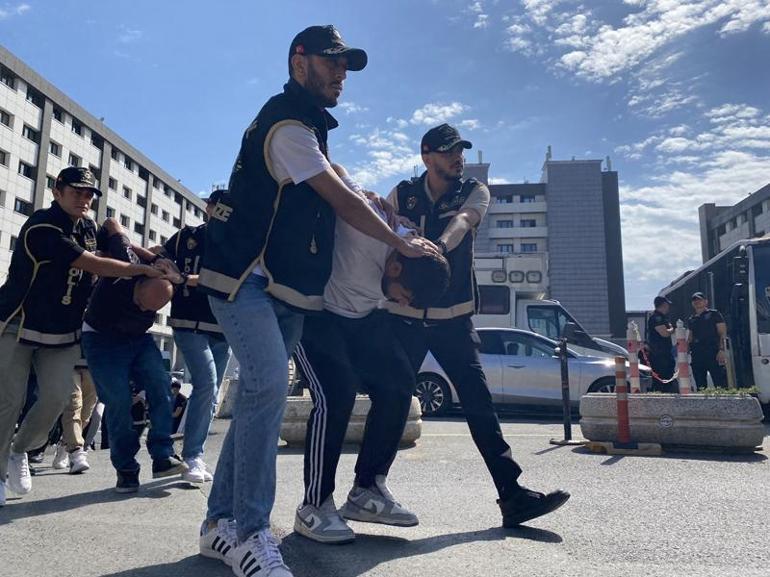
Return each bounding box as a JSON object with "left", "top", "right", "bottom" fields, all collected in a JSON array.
[
  {"left": 287, "top": 356, "right": 304, "bottom": 396},
  {"left": 588, "top": 377, "right": 616, "bottom": 394},
  {"left": 415, "top": 373, "right": 451, "bottom": 416}
]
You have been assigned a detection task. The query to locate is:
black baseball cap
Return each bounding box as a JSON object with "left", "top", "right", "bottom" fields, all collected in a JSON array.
[
  {"left": 205, "top": 189, "right": 226, "bottom": 204},
  {"left": 654, "top": 296, "right": 671, "bottom": 307},
  {"left": 289, "top": 25, "right": 367, "bottom": 72},
  {"left": 691, "top": 292, "right": 706, "bottom": 301},
  {"left": 55, "top": 166, "right": 102, "bottom": 197},
  {"left": 421, "top": 124, "right": 473, "bottom": 154}
]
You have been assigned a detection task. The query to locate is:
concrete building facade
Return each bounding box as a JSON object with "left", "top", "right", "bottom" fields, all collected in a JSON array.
[
  {"left": 0, "top": 46, "right": 205, "bottom": 355},
  {"left": 699, "top": 183, "right": 770, "bottom": 262},
  {"left": 470, "top": 152, "right": 626, "bottom": 338}
]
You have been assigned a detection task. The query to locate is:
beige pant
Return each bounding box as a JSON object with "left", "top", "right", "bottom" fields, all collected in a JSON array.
[
  {"left": 61, "top": 369, "right": 98, "bottom": 451},
  {"left": 0, "top": 333, "right": 80, "bottom": 479}
]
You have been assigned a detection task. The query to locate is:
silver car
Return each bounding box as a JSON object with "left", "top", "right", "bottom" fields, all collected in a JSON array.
[{"left": 415, "top": 327, "right": 651, "bottom": 416}]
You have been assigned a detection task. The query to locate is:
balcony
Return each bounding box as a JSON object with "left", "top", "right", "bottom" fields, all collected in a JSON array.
[
  {"left": 487, "top": 201, "right": 547, "bottom": 215},
  {"left": 488, "top": 226, "right": 548, "bottom": 239}
]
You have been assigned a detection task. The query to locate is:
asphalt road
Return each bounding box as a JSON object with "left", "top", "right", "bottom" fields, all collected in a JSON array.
[{"left": 1, "top": 416, "right": 768, "bottom": 577}]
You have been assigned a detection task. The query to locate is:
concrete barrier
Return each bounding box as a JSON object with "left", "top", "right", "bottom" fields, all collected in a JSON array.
[
  {"left": 280, "top": 395, "right": 422, "bottom": 448},
  {"left": 215, "top": 378, "right": 236, "bottom": 419},
  {"left": 580, "top": 393, "right": 766, "bottom": 451}
]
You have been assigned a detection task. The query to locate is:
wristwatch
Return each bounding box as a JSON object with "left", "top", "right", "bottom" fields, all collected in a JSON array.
[{"left": 436, "top": 240, "right": 448, "bottom": 255}]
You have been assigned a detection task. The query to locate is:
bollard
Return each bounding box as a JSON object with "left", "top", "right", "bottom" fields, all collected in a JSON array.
[
  {"left": 549, "top": 338, "right": 584, "bottom": 446},
  {"left": 675, "top": 320, "right": 691, "bottom": 394},
  {"left": 615, "top": 356, "right": 631, "bottom": 445},
  {"left": 627, "top": 321, "right": 641, "bottom": 394}
]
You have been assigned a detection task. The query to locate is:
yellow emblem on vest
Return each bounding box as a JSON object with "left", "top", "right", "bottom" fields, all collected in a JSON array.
[{"left": 406, "top": 196, "right": 418, "bottom": 210}]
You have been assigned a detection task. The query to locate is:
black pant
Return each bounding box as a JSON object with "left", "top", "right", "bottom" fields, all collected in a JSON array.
[
  {"left": 691, "top": 349, "right": 727, "bottom": 389},
  {"left": 648, "top": 348, "right": 677, "bottom": 393},
  {"left": 296, "top": 310, "right": 415, "bottom": 507},
  {"left": 391, "top": 315, "right": 523, "bottom": 498}
]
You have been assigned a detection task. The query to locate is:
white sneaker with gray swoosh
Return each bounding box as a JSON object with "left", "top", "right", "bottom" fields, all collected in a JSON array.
[
  {"left": 339, "top": 475, "right": 419, "bottom": 527},
  {"left": 294, "top": 495, "right": 354, "bottom": 544}
]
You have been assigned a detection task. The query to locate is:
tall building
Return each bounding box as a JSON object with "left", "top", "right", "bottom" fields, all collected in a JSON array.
[
  {"left": 471, "top": 150, "right": 626, "bottom": 338},
  {"left": 0, "top": 45, "right": 206, "bottom": 354},
  {"left": 698, "top": 183, "right": 770, "bottom": 262}
]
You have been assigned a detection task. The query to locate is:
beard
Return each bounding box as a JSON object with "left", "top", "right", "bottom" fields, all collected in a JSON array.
[
  {"left": 435, "top": 162, "right": 464, "bottom": 183},
  {"left": 306, "top": 64, "right": 338, "bottom": 108}
]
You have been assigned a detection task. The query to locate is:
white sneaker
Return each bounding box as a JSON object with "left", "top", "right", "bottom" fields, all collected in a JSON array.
[
  {"left": 231, "top": 528, "right": 292, "bottom": 577},
  {"left": 7, "top": 451, "right": 32, "bottom": 495},
  {"left": 52, "top": 443, "right": 69, "bottom": 469},
  {"left": 339, "top": 475, "right": 418, "bottom": 527},
  {"left": 183, "top": 458, "right": 206, "bottom": 484},
  {"left": 69, "top": 448, "right": 90, "bottom": 474},
  {"left": 294, "top": 495, "right": 355, "bottom": 544},
  {"left": 0, "top": 479, "right": 6, "bottom": 506},
  {"left": 199, "top": 518, "right": 237, "bottom": 566}
]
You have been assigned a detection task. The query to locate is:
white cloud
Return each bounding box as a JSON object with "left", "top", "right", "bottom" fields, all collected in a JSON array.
[
  {"left": 474, "top": 14, "right": 490, "bottom": 29},
  {"left": 410, "top": 102, "right": 468, "bottom": 126},
  {"left": 347, "top": 128, "right": 422, "bottom": 189},
  {"left": 338, "top": 101, "right": 369, "bottom": 115},
  {"left": 458, "top": 118, "right": 481, "bottom": 130},
  {"left": 118, "top": 26, "right": 143, "bottom": 44},
  {"left": 386, "top": 116, "right": 409, "bottom": 129},
  {"left": 0, "top": 3, "right": 30, "bottom": 19}
]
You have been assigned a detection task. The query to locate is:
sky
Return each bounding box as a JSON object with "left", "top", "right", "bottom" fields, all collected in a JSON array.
[{"left": 1, "top": 0, "right": 769, "bottom": 310}]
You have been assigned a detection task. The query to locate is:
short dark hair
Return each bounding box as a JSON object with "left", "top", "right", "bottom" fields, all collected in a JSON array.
[{"left": 398, "top": 252, "right": 450, "bottom": 309}]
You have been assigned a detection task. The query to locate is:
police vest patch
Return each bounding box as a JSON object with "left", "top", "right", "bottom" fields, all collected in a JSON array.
[{"left": 406, "top": 196, "right": 418, "bottom": 210}]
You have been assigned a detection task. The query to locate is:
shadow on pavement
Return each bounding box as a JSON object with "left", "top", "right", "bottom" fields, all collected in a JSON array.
[
  {"left": 0, "top": 479, "right": 188, "bottom": 525},
  {"left": 570, "top": 444, "right": 767, "bottom": 463},
  {"left": 97, "top": 556, "right": 232, "bottom": 577},
  {"left": 281, "top": 526, "right": 562, "bottom": 577}
]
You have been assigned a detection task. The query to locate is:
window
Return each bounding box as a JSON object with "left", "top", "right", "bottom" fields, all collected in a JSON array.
[
  {"left": 478, "top": 286, "right": 511, "bottom": 315},
  {"left": 752, "top": 204, "right": 763, "bottom": 218},
  {"left": 134, "top": 222, "right": 145, "bottom": 235},
  {"left": 151, "top": 203, "right": 158, "bottom": 215},
  {"left": 9, "top": 235, "right": 18, "bottom": 251},
  {"left": 25, "top": 86, "right": 44, "bottom": 108},
  {"left": 521, "top": 243, "right": 538, "bottom": 253},
  {"left": 527, "top": 306, "right": 572, "bottom": 341},
  {"left": 46, "top": 175, "right": 56, "bottom": 190},
  {"left": 49, "top": 141, "right": 61, "bottom": 157},
  {"left": 106, "top": 206, "right": 115, "bottom": 218},
  {"left": 137, "top": 195, "right": 146, "bottom": 208},
  {"left": 154, "top": 179, "right": 162, "bottom": 190},
  {"left": 108, "top": 177, "right": 117, "bottom": 190},
  {"left": 162, "top": 210, "right": 170, "bottom": 222},
  {"left": 122, "top": 186, "right": 132, "bottom": 200},
  {"left": 520, "top": 195, "right": 536, "bottom": 203},
  {"left": 149, "top": 229, "right": 157, "bottom": 241},
  {"left": 52, "top": 106, "right": 63, "bottom": 123},
  {"left": 520, "top": 219, "right": 537, "bottom": 228},
  {"left": 0, "top": 65, "right": 16, "bottom": 89},
  {"left": 173, "top": 217, "right": 181, "bottom": 228},
  {"left": 160, "top": 235, "right": 168, "bottom": 244},
  {"left": 164, "top": 187, "right": 172, "bottom": 198},
  {"left": 0, "top": 149, "right": 8, "bottom": 167},
  {"left": 497, "top": 244, "right": 514, "bottom": 254},
  {"left": 495, "top": 195, "right": 513, "bottom": 204},
  {"left": 91, "top": 132, "right": 104, "bottom": 148},
  {"left": 124, "top": 157, "right": 133, "bottom": 171},
  {"left": 0, "top": 189, "right": 6, "bottom": 206},
  {"left": 499, "top": 333, "right": 555, "bottom": 359},
  {"left": 71, "top": 118, "right": 83, "bottom": 136},
  {"left": 111, "top": 148, "right": 119, "bottom": 161},
  {"left": 174, "top": 193, "right": 182, "bottom": 205},
  {"left": 717, "top": 224, "right": 726, "bottom": 236},
  {"left": 22, "top": 124, "right": 40, "bottom": 143},
  {"left": 68, "top": 153, "right": 81, "bottom": 168},
  {"left": 186, "top": 202, "right": 192, "bottom": 213},
  {"left": 496, "top": 220, "right": 513, "bottom": 228},
  {"left": 477, "top": 331, "right": 504, "bottom": 355},
  {"left": 120, "top": 214, "right": 130, "bottom": 228},
  {"left": 18, "top": 161, "right": 34, "bottom": 179},
  {"left": 0, "top": 108, "right": 11, "bottom": 128},
  {"left": 14, "top": 197, "right": 33, "bottom": 216}
]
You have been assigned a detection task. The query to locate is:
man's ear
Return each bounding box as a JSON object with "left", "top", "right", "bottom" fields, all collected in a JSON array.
[
  {"left": 385, "top": 258, "right": 402, "bottom": 278},
  {"left": 291, "top": 53, "right": 306, "bottom": 79}
]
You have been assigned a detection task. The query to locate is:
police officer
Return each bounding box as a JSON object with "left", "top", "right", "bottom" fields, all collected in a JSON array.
[
  {"left": 688, "top": 292, "right": 728, "bottom": 389},
  {"left": 196, "top": 25, "right": 435, "bottom": 574},
  {"left": 387, "top": 124, "right": 570, "bottom": 528},
  {"left": 0, "top": 167, "right": 162, "bottom": 506},
  {"left": 156, "top": 189, "right": 231, "bottom": 484},
  {"left": 646, "top": 296, "right": 677, "bottom": 392}
]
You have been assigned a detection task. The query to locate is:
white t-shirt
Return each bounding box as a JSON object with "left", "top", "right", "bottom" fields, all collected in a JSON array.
[
  {"left": 252, "top": 123, "right": 332, "bottom": 277},
  {"left": 323, "top": 174, "right": 410, "bottom": 319}
]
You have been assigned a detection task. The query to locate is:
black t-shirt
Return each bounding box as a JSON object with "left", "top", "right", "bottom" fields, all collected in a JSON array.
[
  {"left": 84, "top": 229, "right": 155, "bottom": 336},
  {"left": 687, "top": 309, "right": 725, "bottom": 354},
  {"left": 647, "top": 311, "right": 672, "bottom": 352}
]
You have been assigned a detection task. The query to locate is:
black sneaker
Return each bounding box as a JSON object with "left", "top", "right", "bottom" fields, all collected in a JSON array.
[
  {"left": 498, "top": 486, "right": 570, "bottom": 528},
  {"left": 116, "top": 470, "right": 140, "bottom": 494},
  {"left": 151, "top": 455, "right": 186, "bottom": 479}
]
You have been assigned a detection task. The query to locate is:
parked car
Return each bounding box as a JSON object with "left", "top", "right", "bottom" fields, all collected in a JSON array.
[{"left": 415, "top": 327, "right": 652, "bottom": 416}]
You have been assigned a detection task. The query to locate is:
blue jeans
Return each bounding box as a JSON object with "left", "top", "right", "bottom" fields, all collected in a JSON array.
[
  {"left": 173, "top": 330, "right": 231, "bottom": 460},
  {"left": 206, "top": 275, "right": 304, "bottom": 540},
  {"left": 81, "top": 331, "right": 175, "bottom": 473}
]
